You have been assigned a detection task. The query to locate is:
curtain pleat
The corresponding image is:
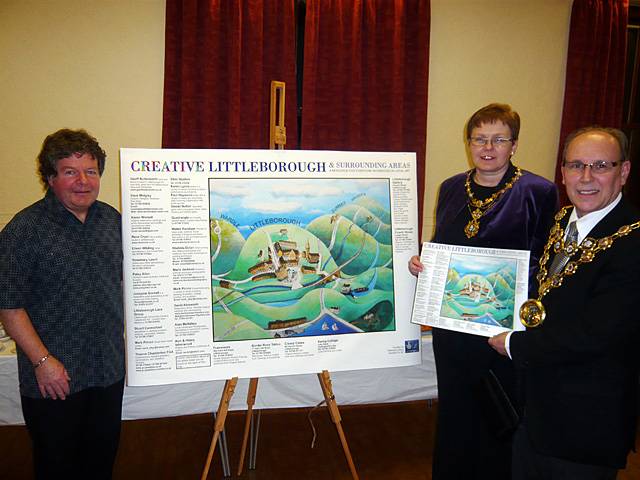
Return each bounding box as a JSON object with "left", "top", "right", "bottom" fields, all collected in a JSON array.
[
  {"left": 162, "top": 0, "right": 298, "bottom": 149},
  {"left": 301, "top": 0, "right": 430, "bottom": 236},
  {"left": 554, "top": 0, "right": 628, "bottom": 205}
]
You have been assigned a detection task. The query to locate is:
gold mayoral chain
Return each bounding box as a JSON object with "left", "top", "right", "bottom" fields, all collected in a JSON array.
[
  {"left": 520, "top": 206, "right": 640, "bottom": 328},
  {"left": 464, "top": 166, "right": 523, "bottom": 238}
]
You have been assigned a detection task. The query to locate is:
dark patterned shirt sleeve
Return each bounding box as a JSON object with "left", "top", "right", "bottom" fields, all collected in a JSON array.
[{"left": 0, "top": 212, "right": 37, "bottom": 308}]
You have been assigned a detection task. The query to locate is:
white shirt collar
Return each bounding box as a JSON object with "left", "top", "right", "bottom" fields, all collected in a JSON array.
[{"left": 567, "top": 193, "right": 622, "bottom": 242}]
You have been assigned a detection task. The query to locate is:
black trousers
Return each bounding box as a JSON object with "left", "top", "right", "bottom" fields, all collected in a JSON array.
[
  {"left": 21, "top": 378, "right": 125, "bottom": 480},
  {"left": 512, "top": 423, "right": 618, "bottom": 480},
  {"left": 432, "top": 328, "right": 516, "bottom": 480}
]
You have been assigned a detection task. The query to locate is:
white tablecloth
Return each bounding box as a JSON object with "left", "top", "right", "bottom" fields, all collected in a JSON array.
[{"left": 0, "top": 336, "right": 436, "bottom": 425}]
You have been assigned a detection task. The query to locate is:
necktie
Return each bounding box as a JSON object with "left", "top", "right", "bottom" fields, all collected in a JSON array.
[{"left": 548, "top": 220, "right": 578, "bottom": 276}]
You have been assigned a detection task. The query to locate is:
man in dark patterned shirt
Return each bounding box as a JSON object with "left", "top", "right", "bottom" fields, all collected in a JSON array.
[{"left": 0, "top": 129, "right": 125, "bottom": 480}]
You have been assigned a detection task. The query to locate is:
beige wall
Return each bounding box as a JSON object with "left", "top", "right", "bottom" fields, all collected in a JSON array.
[
  {"left": 425, "top": 0, "right": 572, "bottom": 238},
  {"left": 0, "top": 0, "right": 571, "bottom": 234},
  {"left": 0, "top": 0, "right": 165, "bottom": 228}
]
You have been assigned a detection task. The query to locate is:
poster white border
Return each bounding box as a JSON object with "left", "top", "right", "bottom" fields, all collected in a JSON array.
[{"left": 120, "top": 149, "right": 422, "bottom": 386}]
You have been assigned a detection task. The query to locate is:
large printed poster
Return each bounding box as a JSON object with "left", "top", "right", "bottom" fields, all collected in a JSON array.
[{"left": 121, "top": 149, "right": 421, "bottom": 386}]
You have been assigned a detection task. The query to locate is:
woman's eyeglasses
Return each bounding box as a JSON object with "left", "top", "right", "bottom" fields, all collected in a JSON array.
[{"left": 468, "top": 137, "right": 513, "bottom": 148}]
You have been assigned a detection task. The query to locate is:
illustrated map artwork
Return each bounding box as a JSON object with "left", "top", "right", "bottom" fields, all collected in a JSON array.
[
  {"left": 209, "top": 178, "right": 395, "bottom": 342},
  {"left": 439, "top": 254, "right": 517, "bottom": 328}
]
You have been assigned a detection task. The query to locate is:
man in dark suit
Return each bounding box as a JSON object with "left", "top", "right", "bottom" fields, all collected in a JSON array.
[{"left": 489, "top": 126, "right": 640, "bottom": 479}]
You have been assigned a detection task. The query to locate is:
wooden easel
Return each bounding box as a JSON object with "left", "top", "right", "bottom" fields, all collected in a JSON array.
[
  {"left": 315, "top": 370, "right": 360, "bottom": 480},
  {"left": 201, "top": 371, "right": 359, "bottom": 479},
  {"left": 236, "top": 372, "right": 359, "bottom": 479},
  {"left": 201, "top": 378, "right": 238, "bottom": 480},
  {"left": 236, "top": 82, "right": 359, "bottom": 479},
  {"left": 236, "top": 377, "right": 259, "bottom": 474},
  {"left": 202, "top": 81, "right": 359, "bottom": 480}
]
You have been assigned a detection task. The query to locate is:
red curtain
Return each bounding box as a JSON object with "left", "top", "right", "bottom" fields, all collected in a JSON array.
[
  {"left": 162, "top": 0, "right": 298, "bottom": 148},
  {"left": 301, "top": 0, "right": 430, "bottom": 234},
  {"left": 554, "top": 0, "right": 628, "bottom": 204}
]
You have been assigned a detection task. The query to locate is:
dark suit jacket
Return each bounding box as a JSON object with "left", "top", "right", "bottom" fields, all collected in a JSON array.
[{"left": 510, "top": 198, "right": 640, "bottom": 468}]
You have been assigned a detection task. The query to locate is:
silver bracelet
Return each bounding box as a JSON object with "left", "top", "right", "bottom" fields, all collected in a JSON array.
[{"left": 33, "top": 354, "right": 50, "bottom": 369}]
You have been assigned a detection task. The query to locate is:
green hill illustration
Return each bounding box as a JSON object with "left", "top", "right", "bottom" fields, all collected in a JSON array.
[
  {"left": 334, "top": 203, "right": 392, "bottom": 245},
  {"left": 210, "top": 219, "right": 245, "bottom": 275},
  {"left": 440, "top": 267, "right": 516, "bottom": 328},
  {"left": 209, "top": 179, "right": 396, "bottom": 341}
]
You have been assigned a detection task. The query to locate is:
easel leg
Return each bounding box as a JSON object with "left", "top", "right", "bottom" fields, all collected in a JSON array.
[
  {"left": 317, "top": 370, "right": 359, "bottom": 480},
  {"left": 249, "top": 409, "right": 261, "bottom": 469},
  {"left": 214, "top": 412, "right": 231, "bottom": 477},
  {"left": 201, "top": 377, "right": 238, "bottom": 480},
  {"left": 237, "top": 377, "right": 259, "bottom": 475}
]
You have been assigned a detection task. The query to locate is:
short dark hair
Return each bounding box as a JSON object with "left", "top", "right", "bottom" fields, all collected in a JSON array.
[
  {"left": 466, "top": 103, "right": 520, "bottom": 141},
  {"left": 37, "top": 129, "right": 106, "bottom": 187},
  {"left": 563, "top": 126, "right": 629, "bottom": 164}
]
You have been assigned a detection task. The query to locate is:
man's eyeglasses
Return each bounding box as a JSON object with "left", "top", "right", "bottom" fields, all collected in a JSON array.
[
  {"left": 562, "top": 160, "right": 620, "bottom": 174},
  {"left": 468, "top": 137, "right": 513, "bottom": 148}
]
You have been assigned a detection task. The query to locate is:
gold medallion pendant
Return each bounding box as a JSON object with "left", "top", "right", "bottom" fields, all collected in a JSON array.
[
  {"left": 519, "top": 299, "right": 545, "bottom": 328},
  {"left": 464, "top": 167, "right": 522, "bottom": 239},
  {"left": 521, "top": 206, "right": 640, "bottom": 328},
  {"left": 464, "top": 217, "right": 480, "bottom": 238}
]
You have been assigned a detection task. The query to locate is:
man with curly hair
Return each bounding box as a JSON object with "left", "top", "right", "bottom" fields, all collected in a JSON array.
[{"left": 0, "top": 129, "right": 124, "bottom": 480}]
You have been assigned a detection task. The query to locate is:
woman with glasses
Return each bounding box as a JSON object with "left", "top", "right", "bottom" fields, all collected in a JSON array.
[{"left": 408, "top": 103, "right": 558, "bottom": 480}]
